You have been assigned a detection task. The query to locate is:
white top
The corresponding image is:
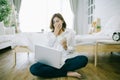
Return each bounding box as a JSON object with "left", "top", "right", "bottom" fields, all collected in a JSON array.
[{"left": 47, "top": 28, "right": 80, "bottom": 62}]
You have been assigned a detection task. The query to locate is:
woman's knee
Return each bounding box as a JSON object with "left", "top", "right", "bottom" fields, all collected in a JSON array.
[
  {"left": 29, "top": 63, "right": 44, "bottom": 76},
  {"left": 30, "top": 64, "right": 37, "bottom": 75},
  {"left": 77, "top": 55, "right": 88, "bottom": 67},
  {"left": 30, "top": 64, "right": 39, "bottom": 76}
]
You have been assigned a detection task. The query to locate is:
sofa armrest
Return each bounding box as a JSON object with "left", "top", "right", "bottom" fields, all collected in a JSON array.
[
  {"left": 5, "top": 27, "right": 15, "bottom": 35},
  {"left": 0, "top": 22, "right": 5, "bottom": 35}
]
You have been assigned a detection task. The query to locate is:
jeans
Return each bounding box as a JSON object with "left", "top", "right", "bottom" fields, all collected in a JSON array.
[{"left": 30, "top": 55, "right": 88, "bottom": 78}]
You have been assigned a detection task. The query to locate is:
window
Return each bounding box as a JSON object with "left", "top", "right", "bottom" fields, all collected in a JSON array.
[
  {"left": 88, "top": 0, "right": 95, "bottom": 24},
  {"left": 19, "top": 0, "right": 73, "bottom": 32}
]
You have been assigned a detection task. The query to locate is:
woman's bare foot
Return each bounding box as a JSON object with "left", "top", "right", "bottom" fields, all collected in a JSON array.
[{"left": 67, "top": 71, "right": 82, "bottom": 78}]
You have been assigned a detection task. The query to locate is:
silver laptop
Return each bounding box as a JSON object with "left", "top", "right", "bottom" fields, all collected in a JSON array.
[{"left": 35, "top": 44, "right": 64, "bottom": 69}]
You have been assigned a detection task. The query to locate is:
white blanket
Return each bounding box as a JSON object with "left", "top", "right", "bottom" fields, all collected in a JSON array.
[
  {"left": 11, "top": 32, "right": 48, "bottom": 52},
  {"left": 75, "top": 32, "right": 111, "bottom": 45}
]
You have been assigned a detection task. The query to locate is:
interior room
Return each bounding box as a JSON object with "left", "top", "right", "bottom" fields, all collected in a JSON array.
[{"left": 0, "top": 0, "right": 120, "bottom": 80}]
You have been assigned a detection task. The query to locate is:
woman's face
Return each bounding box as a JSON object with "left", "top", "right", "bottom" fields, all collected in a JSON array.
[{"left": 53, "top": 17, "right": 63, "bottom": 29}]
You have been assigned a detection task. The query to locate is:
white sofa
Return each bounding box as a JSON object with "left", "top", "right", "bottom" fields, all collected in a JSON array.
[{"left": 0, "top": 22, "right": 15, "bottom": 50}]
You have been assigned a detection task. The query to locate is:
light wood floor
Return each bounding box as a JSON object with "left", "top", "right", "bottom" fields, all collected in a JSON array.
[{"left": 0, "top": 47, "right": 120, "bottom": 80}]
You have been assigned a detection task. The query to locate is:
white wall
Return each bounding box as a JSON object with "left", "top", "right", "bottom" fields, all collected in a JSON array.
[
  {"left": 95, "top": 0, "right": 120, "bottom": 27},
  {"left": 76, "top": 0, "right": 120, "bottom": 34}
]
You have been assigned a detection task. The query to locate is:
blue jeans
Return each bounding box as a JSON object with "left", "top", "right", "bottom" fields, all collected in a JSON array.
[{"left": 30, "top": 55, "right": 88, "bottom": 78}]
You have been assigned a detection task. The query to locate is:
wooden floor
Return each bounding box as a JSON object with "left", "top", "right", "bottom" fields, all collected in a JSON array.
[{"left": 0, "top": 47, "right": 120, "bottom": 80}]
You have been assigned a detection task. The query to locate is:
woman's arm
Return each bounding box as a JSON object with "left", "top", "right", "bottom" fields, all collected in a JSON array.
[
  {"left": 61, "top": 29, "right": 76, "bottom": 52},
  {"left": 47, "top": 32, "right": 57, "bottom": 47}
]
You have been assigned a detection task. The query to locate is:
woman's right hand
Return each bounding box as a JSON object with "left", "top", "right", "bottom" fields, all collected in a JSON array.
[{"left": 54, "top": 24, "right": 62, "bottom": 36}]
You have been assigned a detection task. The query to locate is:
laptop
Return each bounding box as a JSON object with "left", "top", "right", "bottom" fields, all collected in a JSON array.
[{"left": 35, "top": 44, "right": 64, "bottom": 69}]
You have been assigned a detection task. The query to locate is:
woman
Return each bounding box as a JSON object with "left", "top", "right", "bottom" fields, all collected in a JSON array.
[{"left": 30, "top": 13, "right": 88, "bottom": 78}]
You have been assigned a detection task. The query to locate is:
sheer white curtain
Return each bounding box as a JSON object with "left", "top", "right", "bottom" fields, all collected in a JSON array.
[
  {"left": 19, "top": 0, "right": 73, "bottom": 32},
  {"left": 69, "top": 0, "right": 78, "bottom": 33},
  {"left": 13, "top": 0, "right": 22, "bottom": 13},
  {"left": 12, "top": 0, "right": 22, "bottom": 33}
]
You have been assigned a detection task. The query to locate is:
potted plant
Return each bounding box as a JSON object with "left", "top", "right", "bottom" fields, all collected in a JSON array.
[{"left": 0, "top": 0, "right": 11, "bottom": 25}]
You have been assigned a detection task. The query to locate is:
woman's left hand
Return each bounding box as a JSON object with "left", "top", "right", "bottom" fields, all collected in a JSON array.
[{"left": 61, "top": 38, "right": 67, "bottom": 50}]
